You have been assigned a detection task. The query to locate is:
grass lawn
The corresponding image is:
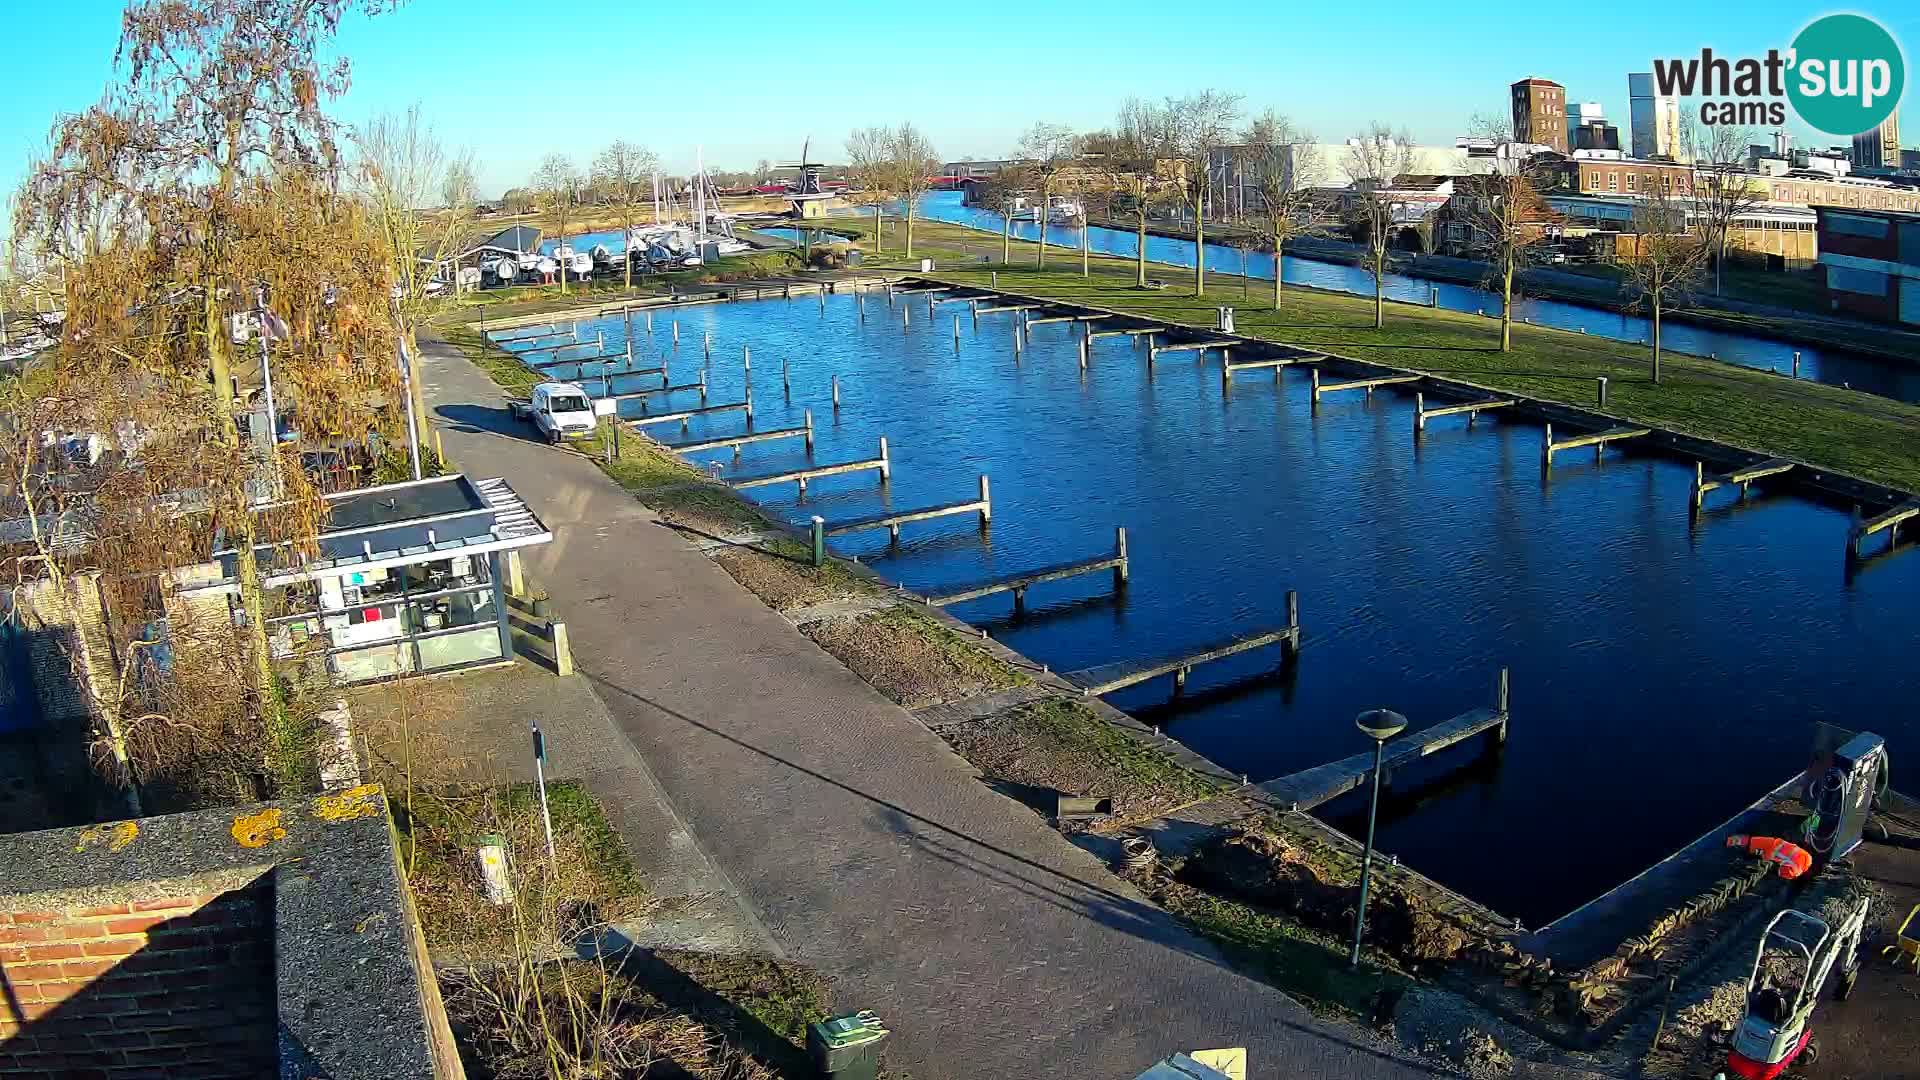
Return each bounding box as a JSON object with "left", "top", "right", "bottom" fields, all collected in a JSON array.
[{"left": 833, "top": 214, "right": 1920, "bottom": 492}]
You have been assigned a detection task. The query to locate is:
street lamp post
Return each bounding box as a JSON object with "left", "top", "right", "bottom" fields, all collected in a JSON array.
[{"left": 1350, "top": 708, "right": 1408, "bottom": 967}]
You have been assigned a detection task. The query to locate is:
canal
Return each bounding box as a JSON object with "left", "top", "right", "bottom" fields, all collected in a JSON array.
[
  {"left": 910, "top": 191, "right": 1920, "bottom": 405},
  {"left": 503, "top": 292, "right": 1920, "bottom": 925}
]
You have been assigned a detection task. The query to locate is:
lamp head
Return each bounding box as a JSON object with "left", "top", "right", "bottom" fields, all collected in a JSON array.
[{"left": 1355, "top": 708, "right": 1408, "bottom": 742}]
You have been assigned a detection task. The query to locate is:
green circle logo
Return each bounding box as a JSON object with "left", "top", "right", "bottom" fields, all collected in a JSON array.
[{"left": 1788, "top": 14, "right": 1904, "bottom": 136}]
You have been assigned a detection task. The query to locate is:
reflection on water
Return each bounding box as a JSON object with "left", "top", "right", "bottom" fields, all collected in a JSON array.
[
  {"left": 910, "top": 191, "right": 1920, "bottom": 404},
  {"left": 499, "top": 293, "right": 1920, "bottom": 924}
]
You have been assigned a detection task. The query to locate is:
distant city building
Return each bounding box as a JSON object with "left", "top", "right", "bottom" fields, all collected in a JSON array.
[
  {"left": 1552, "top": 156, "right": 1920, "bottom": 214},
  {"left": 1565, "top": 101, "right": 1606, "bottom": 133},
  {"left": 1852, "top": 112, "right": 1902, "bottom": 169},
  {"left": 1573, "top": 119, "right": 1622, "bottom": 153},
  {"left": 1511, "top": 78, "right": 1568, "bottom": 154},
  {"left": 1815, "top": 205, "right": 1920, "bottom": 323},
  {"left": 1628, "top": 73, "right": 1683, "bottom": 160},
  {"left": 1207, "top": 141, "right": 1488, "bottom": 219},
  {"left": 1796, "top": 149, "right": 1853, "bottom": 177},
  {"left": 1903, "top": 149, "right": 1920, "bottom": 172}
]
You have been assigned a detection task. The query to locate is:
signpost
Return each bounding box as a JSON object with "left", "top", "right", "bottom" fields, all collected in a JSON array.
[{"left": 532, "top": 723, "right": 557, "bottom": 863}]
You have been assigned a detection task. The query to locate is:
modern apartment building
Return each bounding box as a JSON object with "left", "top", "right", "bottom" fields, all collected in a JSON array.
[
  {"left": 1851, "top": 112, "right": 1902, "bottom": 169},
  {"left": 1816, "top": 206, "right": 1920, "bottom": 323},
  {"left": 1627, "top": 72, "right": 1683, "bottom": 160},
  {"left": 1511, "top": 78, "right": 1568, "bottom": 154}
]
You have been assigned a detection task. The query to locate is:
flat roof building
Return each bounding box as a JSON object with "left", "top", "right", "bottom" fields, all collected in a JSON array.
[
  {"left": 1816, "top": 205, "right": 1920, "bottom": 324},
  {"left": 1628, "top": 73, "right": 1683, "bottom": 161},
  {"left": 1512, "top": 78, "right": 1568, "bottom": 155}
]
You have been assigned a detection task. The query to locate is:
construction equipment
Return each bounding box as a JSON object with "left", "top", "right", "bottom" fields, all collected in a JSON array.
[
  {"left": 1886, "top": 904, "right": 1920, "bottom": 972},
  {"left": 1716, "top": 896, "right": 1871, "bottom": 1080}
]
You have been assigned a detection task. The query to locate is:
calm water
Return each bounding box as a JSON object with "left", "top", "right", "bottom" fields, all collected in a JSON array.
[
  {"left": 494, "top": 296, "right": 1920, "bottom": 924},
  {"left": 911, "top": 191, "right": 1920, "bottom": 404}
]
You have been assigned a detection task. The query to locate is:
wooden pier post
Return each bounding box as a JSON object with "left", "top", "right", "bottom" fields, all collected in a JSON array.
[
  {"left": 1848, "top": 505, "right": 1863, "bottom": 560},
  {"left": 978, "top": 474, "right": 992, "bottom": 523},
  {"left": 1495, "top": 666, "right": 1511, "bottom": 743},
  {"left": 704, "top": 332, "right": 712, "bottom": 360},
  {"left": 1541, "top": 423, "right": 1553, "bottom": 470},
  {"left": 858, "top": 293, "right": 866, "bottom": 322},
  {"left": 954, "top": 315, "right": 961, "bottom": 346},
  {"left": 672, "top": 320, "right": 679, "bottom": 346},
  {"left": 971, "top": 299, "right": 979, "bottom": 328},
  {"left": 1284, "top": 590, "right": 1300, "bottom": 660},
  {"left": 743, "top": 345, "right": 751, "bottom": 372},
  {"left": 1596, "top": 376, "right": 1608, "bottom": 408},
  {"left": 1081, "top": 337, "right": 1090, "bottom": 371},
  {"left": 1414, "top": 392, "right": 1426, "bottom": 433},
  {"left": 832, "top": 375, "right": 841, "bottom": 409},
  {"left": 903, "top": 304, "right": 911, "bottom": 327},
  {"left": 743, "top": 380, "right": 753, "bottom": 422},
  {"left": 1792, "top": 351, "right": 1801, "bottom": 379},
  {"left": 811, "top": 516, "right": 826, "bottom": 567},
  {"left": 699, "top": 369, "right": 708, "bottom": 403},
  {"left": 1012, "top": 323, "right": 1022, "bottom": 357},
  {"left": 551, "top": 621, "right": 574, "bottom": 677},
  {"left": 878, "top": 436, "right": 891, "bottom": 480},
  {"left": 804, "top": 410, "right": 815, "bottom": 451},
  {"left": 1115, "top": 526, "right": 1130, "bottom": 586},
  {"left": 646, "top": 309, "right": 653, "bottom": 333},
  {"left": 782, "top": 356, "right": 790, "bottom": 395}
]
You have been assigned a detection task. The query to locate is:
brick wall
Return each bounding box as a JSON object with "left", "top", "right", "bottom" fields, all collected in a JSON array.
[{"left": 0, "top": 885, "right": 276, "bottom": 1079}]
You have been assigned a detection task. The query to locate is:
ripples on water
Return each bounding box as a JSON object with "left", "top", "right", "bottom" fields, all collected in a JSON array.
[{"left": 505, "top": 292, "right": 1920, "bottom": 924}]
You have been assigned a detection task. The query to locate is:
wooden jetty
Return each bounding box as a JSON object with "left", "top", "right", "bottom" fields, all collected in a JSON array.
[
  {"left": 974, "top": 303, "right": 1045, "bottom": 315},
  {"left": 731, "top": 438, "right": 890, "bottom": 494},
  {"left": 513, "top": 338, "right": 602, "bottom": 356},
  {"left": 1541, "top": 422, "right": 1651, "bottom": 467},
  {"left": 1311, "top": 369, "right": 1422, "bottom": 401},
  {"left": 493, "top": 326, "right": 575, "bottom": 344},
  {"left": 923, "top": 527, "right": 1129, "bottom": 615},
  {"left": 629, "top": 401, "right": 750, "bottom": 431},
  {"left": 664, "top": 414, "right": 813, "bottom": 456},
  {"left": 1413, "top": 392, "right": 1515, "bottom": 432},
  {"left": 1221, "top": 351, "right": 1323, "bottom": 385},
  {"left": 1086, "top": 326, "right": 1164, "bottom": 342},
  {"left": 1068, "top": 593, "right": 1301, "bottom": 698},
  {"left": 825, "top": 475, "right": 990, "bottom": 541},
  {"left": 893, "top": 286, "right": 952, "bottom": 296},
  {"left": 1259, "top": 669, "right": 1511, "bottom": 811},
  {"left": 1848, "top": 498, "right": 1920, "bottom": 559},
  {"left": 1148, "top": 339, "right": 1236, "bottom": 361},
  {"left": 1691, "top": 458, "right": 1795, "bottom": 511},
  {"left": 1025, "top": 313, "right": 1079, "bottom": 327},
  {"left": 620, "top": 375, "right": 709, "bottom": 405}
]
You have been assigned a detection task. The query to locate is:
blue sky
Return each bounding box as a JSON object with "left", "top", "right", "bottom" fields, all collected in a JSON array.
[{"left": 3, "top": 0, "right": 1917, "bottom": 213}]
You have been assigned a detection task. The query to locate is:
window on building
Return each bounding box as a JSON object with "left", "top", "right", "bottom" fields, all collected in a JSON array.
[
  {"left": 1826, "top": 265, "right": 1888, "bottom": 295},
  {"left": 1608, "top": 172, "right": 1618, "bottom": 191},
  {"left": 1627, "top": 174, "right": 1637, "bottom": 192}
]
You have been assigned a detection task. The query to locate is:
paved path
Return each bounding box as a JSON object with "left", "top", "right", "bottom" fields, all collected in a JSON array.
[{"left": 418, "top": 332, "right": 1479, "bottom": 1079}]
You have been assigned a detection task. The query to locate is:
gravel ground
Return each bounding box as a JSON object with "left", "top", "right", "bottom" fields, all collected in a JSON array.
[
  {"left": 799, "top": 606, "right": 1019, "bottom": 709},
  {"left": 714, "top": 547, "right": 848, "bottom": 612},
  {"left": 1393, "top": 987, "right": 1614, "bottom": 1079}
]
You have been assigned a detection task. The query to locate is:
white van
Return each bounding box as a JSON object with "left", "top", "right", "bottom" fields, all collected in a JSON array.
[{"left": 510, "top": 382, "right": 600, "bottom": 444}]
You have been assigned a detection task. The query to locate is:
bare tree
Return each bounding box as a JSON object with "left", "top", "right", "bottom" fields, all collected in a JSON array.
[
  {"left": 532, "top": 153, "right": 581, "bottom": 292},
  {"left": 591, "top": 140, "right": 658, "bottom": 289},
  {"left": 12, "top": 0, "right": 405, "bottom": 797},
  {"left": 976, "top": 165, "right": 1036, "bottom": 266},
  {"left": 1158, "top": 91, "right": 1242, "bottom": 296},
  {"left": 1241, "top": 110, "right": 1329, "bottom": 312},
  {"left": 1456, "top": 119, "right": 1557, "bottom": 351},
  {"left": 845, "top": 125, "right": 893, "bottom": 252},
  {"left": 888, "top": 123, "right": 938, "bottom": 259},
  {"left": 1018, "top": 122, "right": 1079, "bottom": 269},
  {"left": 1343, "top": 124, "right": 1416, "bottom": 328},
  {"left": 1098, "top": 98, "right": 1168, "bottom": 289},
  {"left": 1686, "top": 113, "right": 1764, "bottom": 296},
  {"left": 1625, "top": 182, "right": 1709, "bottom": 383}
]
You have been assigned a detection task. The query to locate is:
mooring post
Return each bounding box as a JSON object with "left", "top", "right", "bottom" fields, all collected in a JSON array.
[
  {"left": 903, "top": 304, "right": 911, "bottom": 327},
  {"left": 1012, "top": 585, "right": 1027, "bottom": 617},
  {"left": 698, "top": 369, "right": 708, "bottom": 403},
  {"left": 803, "top": 409, "right": 814, "bottom": 451},
  {"left": 1285, "top": 590, "right": 1300, "bottom": 659},
  {"left": 990, "top": 270, "right": 998, "bottom": 289},
  {"left": 743, "top": 380, "right": 754, "bottom": 422},
  {"left": 1692, "top": 461, "right": 1706, "bottom": 510},
  {"left": 1414, "top": 392, "right": 1426, "bottom": 433},
  {"left": 1174, "top": 667, "right": 1189, "bottom": 695},
  {"left": 1012, "top": 323, "right": 1022, "bottom": 357},
  {"left": 810, "top": 516, "right": 825, "bottom": 567},
  {"left": 782, "top": 355, "right": 790, "bottom": 395},
  {"left": 1542, "top": 423, "right": 1554, "bottom": 470},
  {"left": 1848, "top": 505, "right": 1863, "bottom": 560},
  {"left": 1082, "top": 337, "right": 1091, "bottom": 371},
  {"left": 672, "top": 320, "right": 679, "bottom": 346},
  {"left": 704, "top": 332, "right": 712, "bottom": 360},
  {"left": 743, "top": 345, "right": 751, "bottom": 372},
  {"left": 1495, "top": 666, "right": 1511, "bottom": 743},
  {"left": 877, "top": 436, "right": 891, "bottom": 480},
  {"left": 1596, "top": 376, "right": 1609, "bottom": 408},
  {"left": 646, "top": 309, "right": 653, "bottom": 333},
  {"left": 954, "top": 314, "right": 961, "bottom": 346},
  {"left": 971, "top": 299, "right": 979, "bottom": 327},
  {"left": 1310, "top": 367, "right": 1322, "bottom": 401},
  {"left": 1792, "top": 351, "right": 1801, "bottom": 379},
  {"left": 832, "top": 375, "right": 841, "bottom": 409},
  {"left": 1114, "top": 526, "right": 1129, "bottom": 586},
  {"left": 1429, "top": 286, "right": 1439, "bottom": 306},
  {"left": 858, "top": 292, "right": 866, "bottom": 322},
  {"left": 977, "top": 473, "right": 992, "bottom": 523}
]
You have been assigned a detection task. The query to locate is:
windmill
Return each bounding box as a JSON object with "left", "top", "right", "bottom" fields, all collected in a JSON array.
[{"left": 776, "top": 138, "right": 829, "bottom": 196}]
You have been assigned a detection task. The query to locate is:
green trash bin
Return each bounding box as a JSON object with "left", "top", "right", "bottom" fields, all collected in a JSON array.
[{"left": 806, "top": 1011, "right": 889, "bottom": 1080}]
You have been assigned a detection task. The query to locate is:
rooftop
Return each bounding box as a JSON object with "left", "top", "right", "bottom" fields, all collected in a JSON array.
[{"left": 0, "top": 786, "right": 460, "bottom": 1080}]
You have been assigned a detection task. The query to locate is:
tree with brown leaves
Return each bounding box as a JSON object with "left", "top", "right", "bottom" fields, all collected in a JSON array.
[{"left": 11, "top": 0, "right": 405, "bottom": 800}]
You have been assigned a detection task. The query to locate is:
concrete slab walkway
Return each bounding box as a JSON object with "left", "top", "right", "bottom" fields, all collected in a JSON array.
[{"left": 418, "top": 331, "right": 1458, "bottom": 1079}]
